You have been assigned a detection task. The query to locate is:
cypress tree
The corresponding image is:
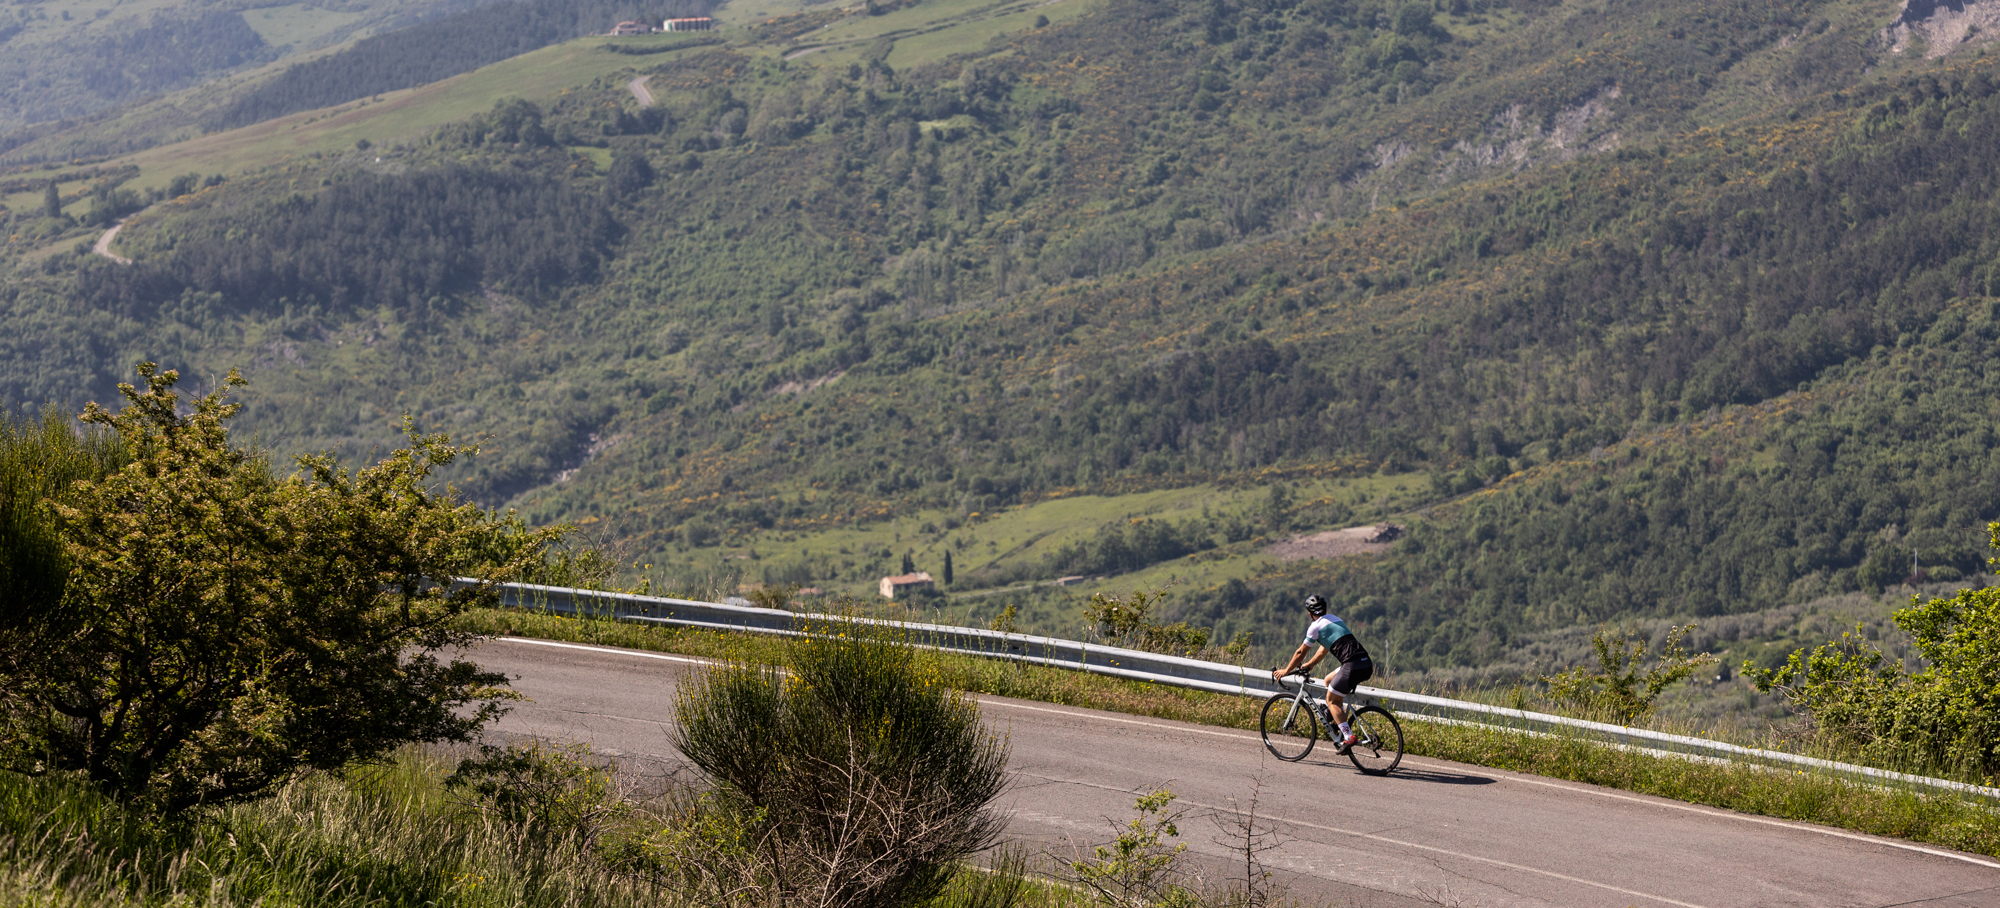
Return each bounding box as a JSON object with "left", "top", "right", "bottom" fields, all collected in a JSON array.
[
  {"left": 943, "top": 550, "right": 954, "bottom": 586},
  {"left": 41, "top": 182, "right": 61, "bottom": 219}
]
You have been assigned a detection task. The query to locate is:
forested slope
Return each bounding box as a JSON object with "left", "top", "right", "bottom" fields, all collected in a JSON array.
[
  {"left": 0, "top": 0, "right": 506, "bottom": 143},
  {"left": 6, "top": 0, "right": 2000, "bottom": 671},
  {"left": 0, "top": 8, "right": 278, "bottom": 132}
]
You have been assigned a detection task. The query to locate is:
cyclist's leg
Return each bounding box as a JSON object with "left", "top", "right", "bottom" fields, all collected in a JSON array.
[
  {"left": 1322, "top": 664, "right": 1353, "bottom": 731},
  {"left": 1324, "top": 658, "right": 1375, "bottom": 741},
  {"left": 1320, "top": 685, "right": 1344, "bottom": 724}
]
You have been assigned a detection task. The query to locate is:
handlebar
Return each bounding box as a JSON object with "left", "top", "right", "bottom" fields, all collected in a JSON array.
[{"left": 1269, "top": 666, "right": 1312, "bottom": 688}]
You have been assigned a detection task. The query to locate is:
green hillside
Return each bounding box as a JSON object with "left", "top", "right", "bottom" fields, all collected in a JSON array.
[
  {"left": 0, "top": 0, "right": 502, "bottom": 142},
  {"left": 6, "top": 0, "right": 2000, "bottom": 679}
]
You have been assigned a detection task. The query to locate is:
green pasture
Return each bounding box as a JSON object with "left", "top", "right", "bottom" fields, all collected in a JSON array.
[
  {"left": 657, "top": 467, "right": 1431, "bottom": 604},
  {"left": 72, "top": 36, "right": 705, "bottom": 195},
  {"left": 12, "top": 0, "right": 1096, "bottom": 210},
  {"left": 240, "top": 3, "right": 370, "bottom": 50},
  {"left": 718, "top": 0, "right": 820, "bottom": 27},
  {"left": 885, "top": 0, "right": 1099, "bottom": 70},
  {"left": 766, "top": 0, "right": 1103, "bottom": 70}
]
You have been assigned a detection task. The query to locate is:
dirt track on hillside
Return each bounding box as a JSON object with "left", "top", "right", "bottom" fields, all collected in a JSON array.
[{"left": 1265, "top": 523, "right": 1401, "bottom": 560}]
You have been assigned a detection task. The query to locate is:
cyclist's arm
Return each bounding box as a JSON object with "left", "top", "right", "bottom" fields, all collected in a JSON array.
[
  {"left": 1274, "top": 641, "right": 1314, "bottom": 678},
  {"left": 1275, "top": 641, "right": 1328, "bottom": 678}
]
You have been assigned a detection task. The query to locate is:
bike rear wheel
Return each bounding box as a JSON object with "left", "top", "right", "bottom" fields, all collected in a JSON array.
[
  {"left": 1260, "top": 693, "right": 1319, "bottom": 762},
  {"left": 1345, "top": 705, "right": 1404, "bottom": 775}
]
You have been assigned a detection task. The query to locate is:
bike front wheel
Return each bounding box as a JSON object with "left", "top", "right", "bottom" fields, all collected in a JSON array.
[
  {"left": 1345, "top": 705, "right": 1404, "bottom": 775},
  {"left": 1260, "top": 693, "right": 1320, "bottom": 762}
]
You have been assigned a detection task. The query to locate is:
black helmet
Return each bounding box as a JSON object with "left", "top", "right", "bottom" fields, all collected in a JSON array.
[{"left": 1303, "top": 594, "right": 1327, "bottom": 617}]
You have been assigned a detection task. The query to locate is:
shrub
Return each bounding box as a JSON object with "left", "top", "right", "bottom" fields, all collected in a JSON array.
[
  {"left": 1086, "top": 587, "right": 1247, "bottom": 660},
  {"left": 1067, "top": 789, "right": 1199, "bottom": 908},
  {"left": 447, "top": 740, "right": 629, "bottom": 846},
  {"left": 1750, "top": 521, "right": 2000, "bottom": 780},
  {"left": 670, "top": 620, "right": 1008, "bottom": 908},
  {"left": 1542, "top": 624, "right": 1715, "bottom": 725},
  {"left": 0, "top": 364, "right": 555, "bottom": 814}
]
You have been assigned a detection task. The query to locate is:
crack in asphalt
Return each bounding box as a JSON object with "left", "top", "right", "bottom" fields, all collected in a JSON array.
[{"left": 510, "top": 701, "right": 674, "bottom": 727}]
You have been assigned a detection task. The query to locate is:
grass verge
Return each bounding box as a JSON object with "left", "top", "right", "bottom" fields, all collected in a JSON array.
[
  {"left": 0, "top": 748, "right": 654, "bottom": 908},
  {"left": 0, "top": 746, "right": 1091, "bottom": 908},
  {"left": 458, "top": 606, "right": 2000, "bottom": 860}
]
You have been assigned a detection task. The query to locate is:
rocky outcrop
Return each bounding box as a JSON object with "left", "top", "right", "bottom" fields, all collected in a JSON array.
[
  {"left": 1430, "top": 85, "right": 1623, "bottom": 184},
  {"left": 1883, "top": 0, "right": 2000, "bottom": 58}
]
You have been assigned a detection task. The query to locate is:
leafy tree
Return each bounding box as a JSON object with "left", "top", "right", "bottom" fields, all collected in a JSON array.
[
  {"left": 0, "top": 364, "right": 551, "bottom": 814},
  {"left": 1749, "top": 521, "right": 2000, "bottom": 780},
  {"left": 607, "top": 148, "right": 655, "bottom": 196}
]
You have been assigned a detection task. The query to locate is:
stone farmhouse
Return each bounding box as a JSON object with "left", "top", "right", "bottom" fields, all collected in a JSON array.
[{"left": 878, "top": 571, "right": 934, "bottom": 599}]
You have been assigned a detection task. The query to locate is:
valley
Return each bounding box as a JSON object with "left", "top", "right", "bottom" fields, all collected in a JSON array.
[{"left": 3, "top": 0, "right": 1998, "bottom": 698}]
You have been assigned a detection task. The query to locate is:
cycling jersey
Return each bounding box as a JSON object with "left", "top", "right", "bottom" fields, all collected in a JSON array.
[{"left": 1305, "top": 614, "right": 1370, "bottom": 666}]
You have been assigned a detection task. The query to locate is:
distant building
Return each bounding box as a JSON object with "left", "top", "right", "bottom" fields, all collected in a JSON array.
[
  {"left": 879, "top": 572, "right": 934, "bottom": 599},
  {"left": 664, "top": 17, "right": 715, "bottom": 31},
  {"left": 610, "top": 20, "right": 650, "bottom": 35}
]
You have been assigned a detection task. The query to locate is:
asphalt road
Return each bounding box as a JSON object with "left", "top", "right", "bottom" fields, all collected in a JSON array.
[
  {"left": 470, "top": 637, "right": 2000, "bottom": 908},
  {"left": 628, "top": 75, "right": 654, "bottom": 108}
]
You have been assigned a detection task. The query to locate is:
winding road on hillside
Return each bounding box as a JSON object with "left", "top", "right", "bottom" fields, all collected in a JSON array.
[
  {"left": 471, "top": 637, "right": 2000, "bottom": 908},
  {"left": 627, "top": 75, "right": 654, "bottom": 108},
  {"left": 92, "top": 219, "right": 131, "bottom": 264}
]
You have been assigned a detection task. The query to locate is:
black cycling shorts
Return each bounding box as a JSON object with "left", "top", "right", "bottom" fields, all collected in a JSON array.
[{"left": 1326, "top": 656, "right": 1373, "bottom": 695}]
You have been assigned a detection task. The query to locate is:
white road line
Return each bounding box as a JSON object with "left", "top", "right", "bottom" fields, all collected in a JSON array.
[
  {"left": 486, "top": 636, "right": 2000, "bottom": 872},
  {"left": 1014, "top": 769, "right": 1705, "bottom": 907},
  {"left": 1496, "top": 774, "right": 2000, "bottom": 871},
  {"left": 1173, "top": 792, "right": 1716, "bottom": 908},
  {"left": 492, "top": 636, "right": 715, "bottom": 665},
  {"left": 963, "top": 695, "right": 2000, "bottom": 871},
  {"left": 978, "top": 698, "right": 1262, "bottom": 742}
]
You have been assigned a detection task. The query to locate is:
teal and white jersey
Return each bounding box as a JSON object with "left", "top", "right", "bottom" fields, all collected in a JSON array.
[
  {"left": 1305, "top": 614, "right": 1370, "bottom": 664},
  {"left": 1304, "top": 615, "right": 1352, "bottom": 650}
]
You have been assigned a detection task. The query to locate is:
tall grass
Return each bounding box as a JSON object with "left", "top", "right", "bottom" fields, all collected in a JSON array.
[
  {"left": 0, "top": 749, "right": 658, "bottom": 908},
  {"left": 0, "top": 748, "right": 1078, "bottom": 908}
]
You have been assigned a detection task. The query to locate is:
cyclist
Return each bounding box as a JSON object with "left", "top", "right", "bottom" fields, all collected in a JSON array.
[{"left": 1272, "top": 594, "right": 1374, "bottom": 753}]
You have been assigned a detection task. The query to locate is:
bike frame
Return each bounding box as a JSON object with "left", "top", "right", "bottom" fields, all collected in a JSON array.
[{"left": 1274, "top": 669, "right": 1337, "bottom": 731}]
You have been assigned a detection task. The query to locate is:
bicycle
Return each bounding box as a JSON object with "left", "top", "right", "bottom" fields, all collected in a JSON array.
[{"left": 1260, "top": 668, "right": 1403, "bottom": 775}]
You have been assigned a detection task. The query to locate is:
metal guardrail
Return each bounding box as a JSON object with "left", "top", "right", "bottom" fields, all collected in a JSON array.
[{"left": 484, "top": 580, "right": 2000, "bottom": 802}]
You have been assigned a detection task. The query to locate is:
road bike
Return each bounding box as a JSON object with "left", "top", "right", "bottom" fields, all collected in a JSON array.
[{"left": 1260, "top": 668, "right": 1403, "bottom": 775}]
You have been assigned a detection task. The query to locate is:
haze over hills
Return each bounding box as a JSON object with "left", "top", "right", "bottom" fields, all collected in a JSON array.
[
  {"left": 0, "top": 0, "right": 515, "bottom": 145},
  {"left": 4, "top": 0, "right": 1999, "bottom": 688}
]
